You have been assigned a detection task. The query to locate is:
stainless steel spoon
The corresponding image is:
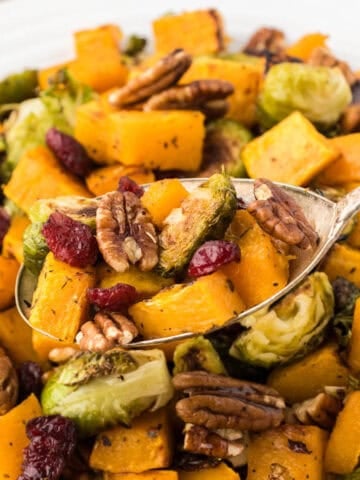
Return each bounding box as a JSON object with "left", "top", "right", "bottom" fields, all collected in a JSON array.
[{"left": 15, "top": 178, "right": 360, "bottom": 347}]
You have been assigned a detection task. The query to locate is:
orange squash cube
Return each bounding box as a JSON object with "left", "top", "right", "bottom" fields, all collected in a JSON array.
[{"left": 86, "top": 165, "right": 154, "bottom": 196}]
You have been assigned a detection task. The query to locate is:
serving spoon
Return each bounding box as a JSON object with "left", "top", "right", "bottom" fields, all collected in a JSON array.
[{"left": 15, "top": 178, "right": 360, "bottom": 347}]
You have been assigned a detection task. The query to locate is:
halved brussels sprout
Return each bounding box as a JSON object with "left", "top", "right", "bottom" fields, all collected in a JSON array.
[
  {"left": 23, "top": 222, "right": 49, "bottom": 276},
  {"left": 258, "top": 63, "right": 352, "bottom": 129},
  {"left": 0, "top": 69, "right": 38, "bottom": 105},
  {"left": 229, "top": 272, "right": 334, "bottom": 368},
  {"left": 41, "top": 349, "right": 174, "bottom": 436}
]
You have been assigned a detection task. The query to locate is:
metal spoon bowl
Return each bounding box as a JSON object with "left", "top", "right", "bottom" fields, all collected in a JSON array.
[{"left": 15, "top": 178, "right": 360, "bottom": 347}]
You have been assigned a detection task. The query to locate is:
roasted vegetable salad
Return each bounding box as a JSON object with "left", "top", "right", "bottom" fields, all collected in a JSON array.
[{"left": 0, "top": 8, "right": 360, "bottom": 480}]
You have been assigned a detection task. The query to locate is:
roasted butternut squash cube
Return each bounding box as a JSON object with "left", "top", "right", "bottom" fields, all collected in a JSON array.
[
  {"left": 316, "top": 133, "right": 360, "bottom": 185},
  {"left": 98, "top": 263, "right": 174, "bottom": 298},
  {"left": 129, "top": 271, "right": 246, "bottom": 339},
  {"left": 325, "top": 391, "right": 360, "bottom": 474},
  {"left": 0, "top": 394, "right": 42, "bottom": 480},
  {"left": 0, "top": 256, "right": 19, "bottom": 310},
  {"left": 267, "top": 343, "right": 350, "bottom": 404},
  {"left": 221, "top": 210, "right": 289, "bottom": 307},
  {"left": 347, "top": 298, "right": 360, "bottom": 373},
  {"left": 74, "top": 24, "right": 123, "bottom": 57},
  {"left": 107, "top": 110, "right": 205, "bottom": 171},
  {"left": 0, "top": 307, "right": 39, "bottom": 364},
  {"left": 153, "top": 9, "right": 225, "bottom": 56},
  {"left": 104, "top": 472, "right": 179, "bottom": 480},
  {"left": 86, "top": 165, "right": 154, "bottom": 196},
  {"left": 2, "top": 214, "right": 30, "bottom": 264},
  {"left": 30, "top": 252, "right": 95, "bottom": 360},
  {"left": 3, "top": 146, "right": 90, "bottom": 214},
  {"left": 286, "top": 33, "right": 328, "bottom": 61},
  {"left": 181, "top": 57, "right": 264, "bottom": 126},
  {"left": 322, "top": 243, "right": 360, "bottom": 287},
  {"left": 242, "top": 111, "right": 339, "bottom": 185},
  {"left": 247, "top": 425, "right": 328, "bottom": 480},
  {"left": 141, "top": 179, "right": 189, "bottom": 227},
  {"left": 90, "top": 408, "right": 173, "bottom": 473},
  {"left": 179, "top": 463, "right": 239, "bottom": 480}
]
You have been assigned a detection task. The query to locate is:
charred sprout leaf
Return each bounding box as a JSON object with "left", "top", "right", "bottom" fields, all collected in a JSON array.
[
  {"left": 173, "top": 336, "right": 227, "bottom": 375},
  {"left": 124, "top": 35, "right": 147, "bottom": 57},
  {"left": 0, "top": 69, "right": 38, "bottom": 105},
  {"left": 23, "top": 222, "right": 49, "bottom": 276},
  {"left": 29, "top": 196, "right": 99, "bottom": 230},
  {"left": 258, "top": 63, "right": 351, "bottom": 129},
  {"left": 230, "top": 272, "right": 334, "bottom": 368},
  {"left": 331, "top": 277, "right": 360, "bottom": 347},
  {"left": 41, "top": 349, "right": 174, "bottom": 436},
  {"left": 158, "top": 173, "right": 237, "bottom": 277},
  {"left": 201, "top": 119, "right": 252, "bottom": 177}
]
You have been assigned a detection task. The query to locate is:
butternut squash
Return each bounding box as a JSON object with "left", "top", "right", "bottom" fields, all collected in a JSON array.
[
  {"left": 153, "top": 10, "right": 225, "bottom": 56},
  {"left": 316, "top": 134, "right": 360, "bottom": 185},
  {"left": 0, "top": 307, "right": 39, "bottom": 364},
  {"left": 0, "top": 394, "right": 42, "bottom": 480},
  {"left": 86, "top": 165, "right": 155, "bottom": 196},
  {"left": 181, "top": 56, "right": 264, "bottom": 126},
  {"left": 179, "top": 463, "right": 239, "bottom": 480},
  {"left": 2, "top": 214, "right": 30, "bottom": 264},
  {"left": 90, "top": 408, "right": 173, "bottom": 473},
  {"left": 286, "top": 33, "right": 329, "bottom": 61},
  {"left": 129, "top": 271, "right": 246, "bottom": 339},
  {"left": 104, "top": 472, "right": 179, "bottom": 480},
  {"left": 221, "top": 210, "right": 289, "bottom": 307},
  {"left": 267, "top": 343, "right": 350, "bottom": 404},
  {"left": 97, "top": 263, "right": 174, "bottom": 298},
  {"left": 74, "top": 24, "right": 123, "bottom": 58},
  {"left": 30, "top": 252, "right": 95, "bottom": 361},
  {"left": 247, "top": 425, "right": 328, "bottom": 480},
  {"left": 0, "top": 255, "right": 19, "bottom": 310},
  {"left": 347, "top": 298, "right": 360, "bottom": 373},
  {"left": 141, "top": 179, "right": 189, "bottom": 227},
  {"left": 242, "top": 111, "right": 339, "bottom": 186},
  {"left": 325, "top": 391, "right": 360, "bottom": 474},
  {"left": 3, "top": 146, "right": 90, "bottom": 214},
  {"left": 322, "top": 243, "right": 360, "bottom": 287}
]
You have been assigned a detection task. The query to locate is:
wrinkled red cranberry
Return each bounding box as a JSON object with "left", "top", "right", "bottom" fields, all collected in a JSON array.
[
  {"left": 118, "top": 176, "right": 144, "bottom": 197},
  {"left": 87, "top": 283, "right": 138, "bottom": 311},
  {"left": 19, "top": 415, "right": 77, "bottom": 480},
  {"left": 187, "top": 240, "right": 241, "bottom": 278},
  {"left": 46, "top": 127, "right": 93, "bottom": 177},
  {"left": 42, "top": 211, "right": 98, "bottom": 267},
  {"left": 0, "top": 207, "right": 10, "bottom": 248},
  {"left": 17, "top": 361, "right": 43, "bottom": 402}
]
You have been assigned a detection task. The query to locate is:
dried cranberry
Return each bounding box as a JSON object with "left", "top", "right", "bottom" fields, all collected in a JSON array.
[
  {"left": 187, "top": 240, "right": 241, "bottom": 278},
  {"left": 118, "top": 176, "right": 144, "bottom": 197},
  {"left": 42, "top": 211, "right": 98, "bottom": 267},
  {"left": 0, "top": 207, "right": 10, "bottom": 248},
  {"left": 19, "top": 415, "right": 77, "bottom": 480},
  {"left": 87, "top": 283, "right": 139, "bottom": 311},
  {"left": 46, "top": 127, "right": 93, "bottom": 177},
  {"left": 17, "top": 361, "right": 43, "bottom": 402}
]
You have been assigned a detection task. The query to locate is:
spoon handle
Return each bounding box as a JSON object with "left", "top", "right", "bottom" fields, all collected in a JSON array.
[{"left": 334, "top": 186, "right": 360, "bottom": 236}]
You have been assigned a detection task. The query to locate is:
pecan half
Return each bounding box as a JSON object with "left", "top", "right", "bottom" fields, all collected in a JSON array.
[
  {"left": 174, "top": 371, "right": 285, "bottom": 432},
  {"left": 109, "top": 49, "right": 192, "bottom": 107},
  {"left": 308, "top": 46, "right": 357, "bottom": 86},
  {"left": 143, "top": 79, "right": 234, "bottom": 120},
  {"left": 247, "top": 178, "right": 319, "bottom": 249},
  {"left": 77, "top": 311, "right": 138, "bottom": 352},
  {"left": 287, "top": 392, "right": 342, "bottom": 430},
  {"left": 341, "top": 103, "right": 360, "bottom": 133},
  {"left": 243, "top": 27, "right": 285, "bottom": 55},
  {"left": 96, "top": 191, "right": 158, "bottom": 272},
  {"left": 0, "top": 347, "right": 18, "bottom": 415}
]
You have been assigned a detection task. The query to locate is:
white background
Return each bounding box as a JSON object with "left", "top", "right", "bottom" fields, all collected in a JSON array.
[{"left": 0, "top": 0, "right": 359, "bottom": 77}]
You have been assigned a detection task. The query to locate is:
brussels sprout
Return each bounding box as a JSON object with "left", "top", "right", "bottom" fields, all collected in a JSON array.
[
  {"left": 173, "top": 335, "right": 227, "bottom": 375},
  {"left": 123, "top": 35, "right": 147, "bottom": 57},
  {"left": 257, "top": 63, "right": 352, "bottom": 129},
  {"left": 29, "top": 195, "right": 100, "bottom": 229},
  {"left": 332, "top": 276, "right": 360, "bottom": 347},
  {"left": 200, "top": 119, "right": 253, "bottom": 177},
  {"left": 23, "top": 222, "right": 49, "bottom": 276},
  {"left": 229, "top": 272, "right": 334, "bottom": 368},
  {"left": 158, "top": 173, "right": 237, "bottom": 277},
  {"left": 0, "top": 69, "right": 38, "bottom": 105},
  {"left": 41, "top": 348, "right": 174, "bottom": 436},
  {"left": 337, "top": 469, "right": 360, "bottom": 480}
]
